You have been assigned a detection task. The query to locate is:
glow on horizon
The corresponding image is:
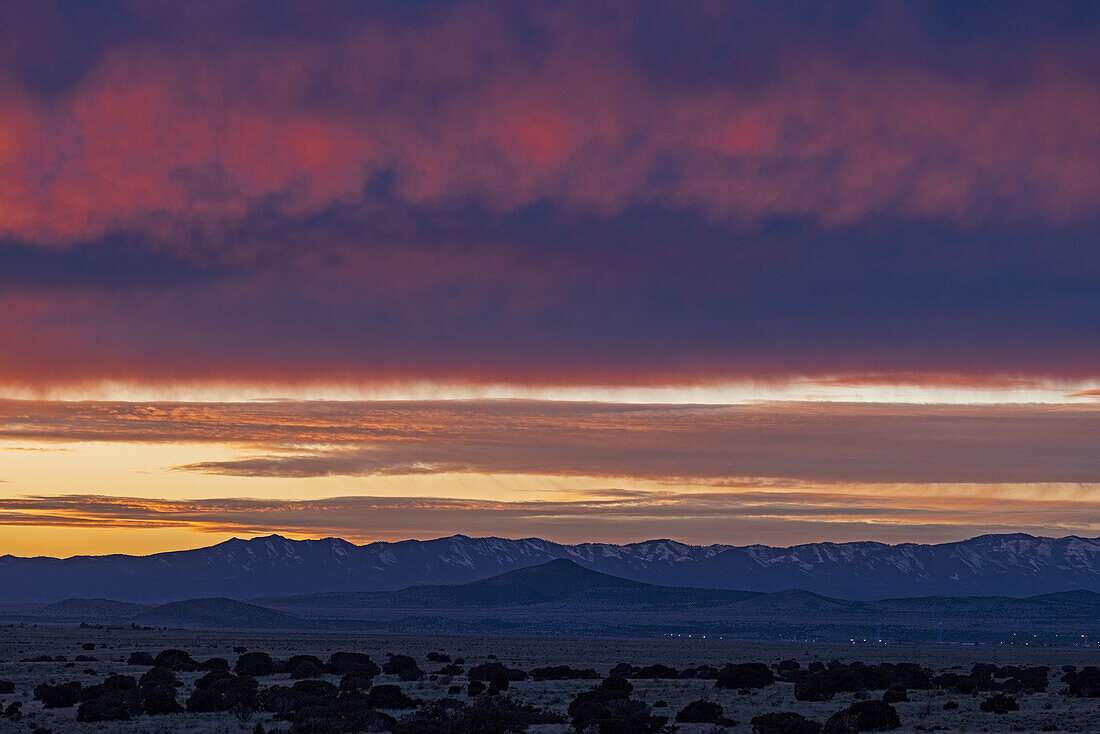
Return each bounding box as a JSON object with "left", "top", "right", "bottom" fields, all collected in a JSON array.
[{"left": 2, "top": 375, "right": 1098, "bottom": 406}]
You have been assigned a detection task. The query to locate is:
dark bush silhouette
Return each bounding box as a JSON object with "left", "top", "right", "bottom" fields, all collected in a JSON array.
[
  {"left": 0, "top": 680, "right": 13, "bottom": 694},
  {"left": 367, "top": 684, "right": 417, "bottom": 709},
  {"left": 289, "top": 655, "right": 326, "bottom": 679},
  {"left": 234, "top": 646, "right": 248, "bottom": 654},
  {"left": 1067, "top": 670, "right": 1100, "bottom": 697},
  {"left": 199, "top": 657, "right": 230, "bottom": 671},
  {"left": 823, "top": 701, "right": 900, "bottom": 733},
  {"left": 187, "top": 674, "right": 259, "bottom": 712},
  {"left": 980, "top": 694, "right": 1019, "bottom": 713},
  {"left": 340, "top": 672, "right": 374, "bottom": 692},
  {"left": 795, "top": 672, "right": 837, "bottom": 701},
  {"left": 392, "top": 695, "right": 564, "bottom": 734},
  {"left": 777, "top": 659, "right": 801, "bottom": 676},
  {"left": 716, "top": 662, "right": 775, "bottom": 689},
  {"left": 196, "top": 669, "right": 233, "bottom": 690},
  {"left": 289, "top": 691, "right": 396, "bottom": 734},
  {"left": 153, "top": 649, "right": 197, "bottom": 671},
  {"left": 752, "top": 711, "right": 822, "bottom": 734},
  {"left": 327, "top": 652, "right": 381, "bottom": 677},
  {"left": 237, "top": 652, "right": 276, "bottom": 677},
  {"left": 608, "top": 663, "right": 637, "bottom": 678},
  {"left": 142, "top": 687, "right": 182, "bottom": 715},
  {"left": 679, "top": 665, "right": 720, "bottom": 679},
  {"left": 127, "top": 651, "right": 155, "bottom": 666},
  {"left": 77, "top": 690, "right": 136, "bottom": 722},
  {"left": 437, "top": 663, "right": 465, "bottom": 676},
  {"left": 468, "top": 681, "right": 486, "bottom": 696},
  {"left": 139, "top": 666, "right": 175, "bottom": 687},
  {"left": 470, "top": 662, "right": 527, "bottom": 682},
  {"left": 882, "top": 686, "right": 908, "bottom": 703},
  {"left": 4, "top": 701, "right": 22, "bottom": 720},
  {"left": 448, "top": 685, "right": 463, "bottom": 695},
  {"left": 636, "top": 664, "right": 679, "bottom": 679},
  {"left": 568, "top": 676, "right": 631, "bottom": 717},
  {"left": 943, "top": 701, "right": 958, "bottom": 710},
  {"left": 531, "top": 665, "right": 599, "bottom": 681},
  {"left": 933, "top": 673, "right": 976, "bottom": 694},
  {"left": 426, "top": 652, "right": 451, "bottom": 663},
  {"left": 383, "top": 654, "right": 425, "bottom": 681},
  {"left": 809, "top": 661, "right": 827, "bottom": 673},
  {"left": 675, "top": 698, "right": 732, "bottom": 725},
  {"left": 34, "top": 681, "right": 82, "bottom": 708}
]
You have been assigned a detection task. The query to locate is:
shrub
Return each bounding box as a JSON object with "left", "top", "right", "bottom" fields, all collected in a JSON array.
[
  {"left": 933, "top": 673, "right": 976, "bottom": 694},
  {"left": 795, "top": 672, "right": 837, "bottom": 701},
  {"left": 142, "top": 688, "right": 183, "bottom": 715},
  {"left": 468, "top": 681, "right": 486, "bottom": 697},
  {"left": 367, "top": 684, "right": 417, "bottom": 709},
  {"left": 153, "top": 649, "right": 196, "bottom": 671},
  {"left": 289, "top": 655, "right": 326, "bottom": 679},
  {"left": 530, "top": 665, "right": 598, "bottom": 681},
  {"left": 290, "top": 692, "right": 395, "bottom": 734},
  {"left": 675, "top": 699, "right": 731, "bottom": 725},
  {"left": 752, "top": 712, "right": 822, "bottom": 734},
  {"left": 882, "top": 686, "right": 908, "bottom": 703},
  {"left": 340, "top": 671, "right": 374, "bottom": 692},
  {"left": 237, "top": 652, "right": 276, "bottom": 677},
  {"left": 34, "top": 682, "right": 82, "bottom": 708},
  {"left": 823, "top": 701, "right": 900, "bottom": 733},
  {"left": 943, "top": 701, "right": 958, "bottom": 710},
  {"left": 469, "top": 662, "right": 526, "bottom": 683},
  {"left": 716, "top": 663, "right": 775, "bottom": 689},
  {"left": 570, "top": 696, "right": 669, "bottom": 734},
  {"left": 127, "top": 651, "right": 155, "bottom": 666},
  {"left": 1068, "top": 670, "right": 1100, "bottom": 697},
  {"left": 426, "top": 652, "right": 451, "bottom": 663},
  {"left": 198, "top": 657, "right": 230, "bottom": 671},
  {"left": 438, "top": 663, "right": 465, "bottom": 676},
  {"left": 76, "top": 690, "right": 134, "bottom": 722},
  {"left": 635, "top": 664, "right": 679, "bottom": 679},
  {"left": 139, "top": 666, "right": 176, "bottom": 688},
  {"left": 392, "top": 695, "right": 564, "bottom": 734},
  {"left": 980, "top": 694, "right": 1019, "bottom": 714},
  {"left": 327, "top": 652, "right": 380, "bottom": 677},
  {"left": 0, "top": 680, "right": 13, "bottom": 695},
  {"left": 608, "top": 663, "right": 637, "bottom": 678},
  {"left": 383, "top": 654, "right": 425, "bottom": 681}
]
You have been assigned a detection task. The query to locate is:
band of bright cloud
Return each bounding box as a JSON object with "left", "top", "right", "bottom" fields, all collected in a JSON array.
[
  {"left": 0, "top": 0, "right": 1097, "bottom": 387},
  {"left": 2, "top": 399, "right": 1099, "bottom": 484}
]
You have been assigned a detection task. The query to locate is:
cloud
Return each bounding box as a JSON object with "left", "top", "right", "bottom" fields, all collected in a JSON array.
[
  {"left": 2, "top": 398, "right": 1099, "bottom": 484},
  {"left": 4, "top": 488, "right": 1100, "bottom": 546},
  {"left": 0, "top": 1, "right": 1095, "bottom": 387}
]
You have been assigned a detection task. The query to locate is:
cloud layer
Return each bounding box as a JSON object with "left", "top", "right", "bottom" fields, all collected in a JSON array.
[
  {"left": 3, "top": 398, "right": 1099, "bottom": 484},
  {"left": 0, "top": 0, "right": 1097, "bottom": 387}
]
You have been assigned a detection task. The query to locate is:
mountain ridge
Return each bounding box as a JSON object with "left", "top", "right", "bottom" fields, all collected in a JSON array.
[{"left": 4, "top": 531, "right": 1100, "bottom": 603}]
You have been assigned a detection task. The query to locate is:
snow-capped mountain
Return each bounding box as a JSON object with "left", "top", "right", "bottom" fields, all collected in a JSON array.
[{"left": 3, "top": 532, "right": 1100, "bottom": 603}]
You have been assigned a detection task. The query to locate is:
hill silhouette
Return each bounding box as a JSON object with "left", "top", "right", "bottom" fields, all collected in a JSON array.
[{"left": 133, "top": 597, "right": 309, "bottom": 629}]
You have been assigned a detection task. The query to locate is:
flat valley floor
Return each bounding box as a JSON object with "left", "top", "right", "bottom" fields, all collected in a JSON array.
[{"left": 2, "top": 627, "right": 1099, "bottom": 733}]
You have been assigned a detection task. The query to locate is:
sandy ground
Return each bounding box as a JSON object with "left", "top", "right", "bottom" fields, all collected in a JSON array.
[{"left": 2, "top": 626, "right": 1099, "bottom": 733}]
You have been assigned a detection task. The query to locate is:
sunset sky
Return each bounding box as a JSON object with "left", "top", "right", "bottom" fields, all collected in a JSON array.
[{"left": 1, "top": 0, "right": 1099, "bottom": 557}]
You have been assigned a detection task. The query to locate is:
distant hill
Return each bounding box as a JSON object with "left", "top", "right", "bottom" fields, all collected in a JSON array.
[
  {"left": 34, "top": 598, "right": 151, "bottom": 623},
  {"left": 5, "top": 532, "right": 1100, "bottom": 603},
  {"left": 4, "top": 561, "right": 1100, "bottom": 641},
  {"left": 259, "top": 559, "right": 757, "bottom": 611},
  {"left": 133, "top": 598, "right": 309, "bottom": 629}
]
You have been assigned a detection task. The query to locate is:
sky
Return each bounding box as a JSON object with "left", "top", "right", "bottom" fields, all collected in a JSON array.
[{"left": 1, "top": 0, "right": 1098, "bottom": 557}]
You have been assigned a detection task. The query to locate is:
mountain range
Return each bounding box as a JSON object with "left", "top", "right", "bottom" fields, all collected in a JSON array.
[
  {"left": 5, "top": 559, "right": 1100, "bottom": 643},
  {"left": 3, "top": 532, "right": 1100, "bottom": 603}
]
